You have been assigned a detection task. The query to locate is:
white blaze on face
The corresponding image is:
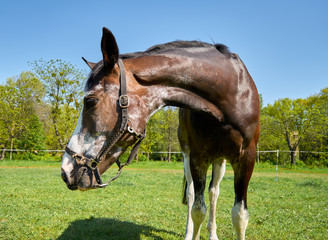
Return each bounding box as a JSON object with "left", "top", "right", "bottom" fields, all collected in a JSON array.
[
  {"left": 61, "top": 107, "right": 106, "bottom": 181},
  {"left": 61, "top": 109, "right": 83, "bottom": 177}
]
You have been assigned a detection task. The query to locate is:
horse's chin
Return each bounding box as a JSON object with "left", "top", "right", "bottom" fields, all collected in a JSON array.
[
  {"left": 76, "top": 171, "right": 97, "bottom": 191},
  {"left": 77, "top": 181, "right": 97, "bottom": 191},
  {"left": 78, "top": 186, "right": 94, "bottom": 191}
]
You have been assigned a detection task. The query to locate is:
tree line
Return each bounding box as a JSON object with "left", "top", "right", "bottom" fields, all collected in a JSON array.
[
  {"left": 0, "top": 59, "right": 327, "bottom": 166},
  {"left": 259, "top": 89, "right": 328, "bottom": 167}
]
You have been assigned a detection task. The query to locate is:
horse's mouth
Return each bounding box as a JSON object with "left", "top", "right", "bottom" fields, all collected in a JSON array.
[
  {"left": 66, "top": 179, "right": 95, "bottom": 191},
  {"left": 78, "top": 186, "right": 92, "bottom": 191},
  {"left": 77, "top": 170, "right": 97, "bottom": 190},
  {"left": 78, "top": 183, "right": 108, "bottom": 191},
  {"left": 62, "top": 167, "right": 99, "bottom": 191}
]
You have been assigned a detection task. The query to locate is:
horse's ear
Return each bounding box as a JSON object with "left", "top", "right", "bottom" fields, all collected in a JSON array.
[
  {"left": 101, "top": 27, "right": 119, "bottom": 69},
  {"left": 82, "top": 57, "right": 97, "bottom": 69}
]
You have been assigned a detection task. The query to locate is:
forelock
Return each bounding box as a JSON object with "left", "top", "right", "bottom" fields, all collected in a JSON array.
[{"left": 84, "top": 61, "right": 104, "bottom": 92}]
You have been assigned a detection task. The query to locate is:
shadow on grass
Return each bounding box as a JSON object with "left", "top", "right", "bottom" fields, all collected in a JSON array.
[{"left": 57, "top": 216, "right": 181, "bottom": 240}]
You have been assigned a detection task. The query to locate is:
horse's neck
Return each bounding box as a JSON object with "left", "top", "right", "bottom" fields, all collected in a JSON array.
[
  {"left": 131, "top": 55, "right": 213, "bottom": 90},
  {"left": 128, "top": 55, "right": 226, "bottom": 121},
  {"left": 126, "top": 54, "right": 260, "bottom": 149}
]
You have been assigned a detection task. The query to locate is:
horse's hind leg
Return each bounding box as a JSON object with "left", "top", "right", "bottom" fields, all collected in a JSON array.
[
  {"left": 231, "top": 144, "right": 256, "bottom": 240},
  {"left": 207, "top": 159, "right": 226, "bottom": 240}
]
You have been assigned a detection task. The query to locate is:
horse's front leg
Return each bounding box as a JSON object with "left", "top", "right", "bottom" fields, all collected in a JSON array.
[
  {"left": 231, "top": 144, "right": 256, "bottom": 240},
  {"left": 183, "top": 152, "right": 194, "bottom": 240},
  {"left": 207, "top": 160, "right": 226, "bottom": 240},
  {"left": 189, "top": 154, "right": 209, "bottom": 240}
]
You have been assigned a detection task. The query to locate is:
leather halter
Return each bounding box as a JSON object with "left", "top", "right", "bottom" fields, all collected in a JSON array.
[{"left": 65, "top": 59, "right": 145, "bottom": 188}]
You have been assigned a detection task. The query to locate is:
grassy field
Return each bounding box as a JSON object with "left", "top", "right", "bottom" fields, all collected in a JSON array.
[{"left": 0, "top": 160, "right": 327, "bottom": 240}]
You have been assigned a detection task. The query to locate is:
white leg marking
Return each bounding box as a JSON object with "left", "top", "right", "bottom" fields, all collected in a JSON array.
[
  {"left": 183, "top": 152, "right": 194, "bottom": 240},
  {"left": 191, "top": 193, "right": 206, "bottom": 240},
  {"left": 207, "top": 160, "right": 226, "bottom": 240},
  {"left": 231, "top": 201, "right": 249, "bottom": 240}
]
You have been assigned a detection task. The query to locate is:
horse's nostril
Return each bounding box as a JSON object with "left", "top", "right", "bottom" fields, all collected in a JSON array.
[
  {"left": 67, "top": 184, "right": 78, "bottom": 190},
  {"left": 61, "top": 171, "right": 68, "bottom": 182},
  {"left": 61, "top": 171, "right": 78, "bottom": 190}
]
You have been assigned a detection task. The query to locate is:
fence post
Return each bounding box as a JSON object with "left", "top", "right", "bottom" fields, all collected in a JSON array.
[
  {"left": 275, "top": 149, "right": 279, "bottom": 182},
  {"left": 257, "top": 144, "right": 260, "bottom": 164}
]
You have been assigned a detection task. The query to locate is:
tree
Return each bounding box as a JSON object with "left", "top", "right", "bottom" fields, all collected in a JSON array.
[
  {"left": 299, "top": 88, "right": 328, "bottom": 166},
  {"left": 30, "top": 59, "right": 85, "bottom": 149},
  {"left": 139, "top": 107, "right": 180, "bottom": 161},
  {"left": 18, "top": 114, "right": 45, "bottom": 150},
  {"left": 264, "top": 98, "right": 319, "bottom": 165},
  {"left": 139, "top": 110, "right": 162, "bottom": 160},
  {"left": 162, "top": 107, "right": 179, "bottom": 162},
  {"left": 0, "top": 72, "right": 45, "bottom": 159},
  {"left": 0, "top": 85, "right": 13, "bottom": 158},
  {"left": 258, "top": 114, "right": 286, "bottom": 163}
]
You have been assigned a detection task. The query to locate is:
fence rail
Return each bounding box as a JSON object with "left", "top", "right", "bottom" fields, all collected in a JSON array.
[
  {"left": 0, "top": 149, "right": 64, "bottom": 152},
  {"left": 0, "top": 149, "right": 327, "bottom": 154}
]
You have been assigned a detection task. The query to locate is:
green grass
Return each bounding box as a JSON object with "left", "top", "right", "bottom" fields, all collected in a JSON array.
[
  {"left": 0, "top": 161, "right": 327, "bottom": 239},
  {"left": 0, "top": 159, "right": 60, "bottom": 167}
]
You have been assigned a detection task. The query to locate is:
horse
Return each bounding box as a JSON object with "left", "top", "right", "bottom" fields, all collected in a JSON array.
[{"left": 61, "top": 27, "right": 260, "bottom": 240}]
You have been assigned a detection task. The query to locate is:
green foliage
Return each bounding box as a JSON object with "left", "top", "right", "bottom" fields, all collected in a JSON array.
[
  {"left": 30, "top": 59, "right": 85, "bottom": 107},
  {"left": 299, "top": 88, "right": 328, "bottom": 165},
  {"left": 140, "top": 107, "right": 180, "bottom": 161},
  {"left": 30, "top": 59, "right": 85, "bottom": 149},
  {"left": 259, "top": 88, "right": 328, "bottom": 166},
  {"left": 0, "top": 72, "right": 45, "bottom": 159},
  {"left": 0, "top": 60, "right": 85, "bottom": 160},
  {"left": 18, "top": 114, "right": 45, "bottom": 150}
]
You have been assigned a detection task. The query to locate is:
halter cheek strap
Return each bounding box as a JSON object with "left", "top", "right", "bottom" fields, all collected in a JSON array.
[{"left": 65, "top": 59, "right": 145, "bottom": 188}]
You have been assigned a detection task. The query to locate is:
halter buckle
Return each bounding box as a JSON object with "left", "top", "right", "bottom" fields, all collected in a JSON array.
[{"left": 119, "top": 95, "right": 129, "bottom": 108}]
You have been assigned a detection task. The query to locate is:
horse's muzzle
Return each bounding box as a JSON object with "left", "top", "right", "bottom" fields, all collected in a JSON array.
[
  {"left": 61, "top": 170, "right": 78, "bottom": 190},
  {"left": 61, "top": 166, "right": 97, "bottom": 191}
]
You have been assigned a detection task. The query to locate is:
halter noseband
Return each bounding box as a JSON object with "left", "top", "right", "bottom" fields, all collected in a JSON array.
[{"left": 65, "top": 59, "right": 145, "bottom": 188}]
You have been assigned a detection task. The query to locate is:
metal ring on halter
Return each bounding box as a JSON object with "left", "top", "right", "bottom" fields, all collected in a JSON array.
[
  {"left": 127, "top": 120, "right": 143, "bottom": 139},
  {"left": 89, "top": 159, "right": 99, "bottom": 170}
]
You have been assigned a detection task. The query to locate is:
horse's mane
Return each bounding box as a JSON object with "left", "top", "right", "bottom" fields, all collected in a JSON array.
[
  {"left": 86, "top": 41, "right": 231, "bottom": 91},
  {"left": 120, "top": 41, "right": 232, "bottom": 59}
]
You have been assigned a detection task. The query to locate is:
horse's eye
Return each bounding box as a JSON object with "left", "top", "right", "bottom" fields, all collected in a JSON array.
[{"left": 84, "top": 97, "right": 99, "bottom": 109}]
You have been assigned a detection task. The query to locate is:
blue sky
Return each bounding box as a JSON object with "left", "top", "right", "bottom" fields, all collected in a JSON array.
[{"left": 0, "top": 0, "right": 327, "bottom": 106}]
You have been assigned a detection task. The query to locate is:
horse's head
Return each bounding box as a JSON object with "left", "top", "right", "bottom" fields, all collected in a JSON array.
[{"left": 61, "top": 28, "right": 147, "bottom": 190}]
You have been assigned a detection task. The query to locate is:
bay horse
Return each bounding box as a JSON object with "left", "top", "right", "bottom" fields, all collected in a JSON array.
[{"left": 61, "top": 27, "right": 260, "bottom": 240}]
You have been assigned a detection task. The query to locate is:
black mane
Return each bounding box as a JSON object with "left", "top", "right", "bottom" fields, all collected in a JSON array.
[
  {"left": 120, "top": 41, "right": 231, "bottom": 59},
  {"left": 86, "top": 41, "right": 231, "bottom": 91}
]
